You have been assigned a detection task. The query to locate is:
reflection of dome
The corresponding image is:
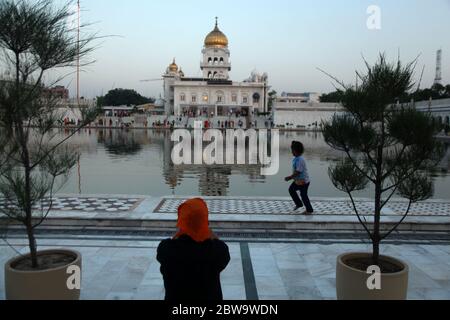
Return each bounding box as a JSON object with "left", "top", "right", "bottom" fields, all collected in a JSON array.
[
  {"left": 204, "top": 18, "right": 228, "bottom": 48},
  {"left": 168, "top": 58, "right": 178, "bottom": 72}
]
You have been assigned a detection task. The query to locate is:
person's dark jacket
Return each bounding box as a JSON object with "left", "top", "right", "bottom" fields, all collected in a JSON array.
[{"left": 157, "top": 235, "right": 230, "bottom": 301}]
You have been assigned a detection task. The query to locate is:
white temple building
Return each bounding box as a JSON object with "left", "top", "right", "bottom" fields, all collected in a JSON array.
[{"left": 162, "top": 18, "right": 269, "bottom": 117}]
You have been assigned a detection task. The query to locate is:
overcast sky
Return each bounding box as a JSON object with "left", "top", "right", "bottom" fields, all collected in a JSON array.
[{"left": 50, "top": 0, "right": 450, "bottom": 99}]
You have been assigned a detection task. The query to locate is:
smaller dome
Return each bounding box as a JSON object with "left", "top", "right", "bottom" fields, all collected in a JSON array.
[
  {"left": 168, "top": 58, "right": 178, "bottom": 72},
  {"left": 179, "top": 68, "right": 185, "bottom": 77}
]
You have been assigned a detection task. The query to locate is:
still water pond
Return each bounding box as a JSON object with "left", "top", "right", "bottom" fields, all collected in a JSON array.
[{"left": 57, "top": 128, "right": 450, "bottom": 199}]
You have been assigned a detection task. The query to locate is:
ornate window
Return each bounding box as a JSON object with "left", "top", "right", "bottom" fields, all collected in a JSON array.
[
  {"left": 242, "top": 95, "right": 249, "bottom": 104},
  {"left": 180, "top": 94, "right": 186, "bottom": 102},
  {"left": 216, "top": 91, "right": 224, "bottom": 104},
  {"left": 232, "top": 94, "right": 237, "bottom": 103},
  {"left": 192, "top": 95, "right": 197, "bottom": 103},
  {"left": 202, "top": 94, "right": 209, "bottom": 103}
]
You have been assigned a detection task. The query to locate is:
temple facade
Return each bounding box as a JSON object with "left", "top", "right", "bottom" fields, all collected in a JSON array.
[{"left": 163, "top": 18, "right": 269, "bottom": 117}]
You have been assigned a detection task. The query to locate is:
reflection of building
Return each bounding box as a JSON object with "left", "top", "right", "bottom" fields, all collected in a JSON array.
[
  {"left": 160, "top": 129, "right": 269, "bottom": 196},
  {"left": 198, "top": 167, "right": 231, "bottom": 196},
  {"left": 162, "top": 131, "right": 184, "bottom": 190},
  {"left": 163, "top": 18, "right": 269, "bottom": 117}
]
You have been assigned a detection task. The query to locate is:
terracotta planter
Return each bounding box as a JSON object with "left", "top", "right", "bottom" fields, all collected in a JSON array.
[
  {"left": 336, "top": 252, "right": 409, "bottom": 300},
  {"left": 5, "top": 249, "right": 82, "bottom": 300}
]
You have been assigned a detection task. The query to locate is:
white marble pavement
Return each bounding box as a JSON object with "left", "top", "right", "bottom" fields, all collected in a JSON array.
[
  {"left": 2, "top": 195, "right": 450, "bottom": 229},
  {"left": 1, "top": 237, "right": 450, "bottom": 300}
]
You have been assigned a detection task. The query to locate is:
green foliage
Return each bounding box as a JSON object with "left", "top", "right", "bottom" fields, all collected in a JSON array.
[
  {"left": 322, "top": 54, "right": 444, "bottom": 264},
  {"left": 99, "top": 88, "right": 154, "bottom": 107},
  {"left": 396, "top": 173, "right": 433, "bottom": 203},
  {"left": 329, "top": 160, "right": 369, "bottom": 193},
  {"left": 320, "top": 90, "right": 344, "bottom": 103},
  {"left": 268, "top": 90, "right": 277, "bottom": 110},
  {"left": 323, "top": 83, "right": 450, "bottom": 104},
  {"left": 0, "top": 0, "right": 99, "bottom": 268}
]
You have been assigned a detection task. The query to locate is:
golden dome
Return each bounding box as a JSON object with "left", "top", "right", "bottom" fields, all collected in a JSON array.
[
  {"left": 168, "top": 58, "right": 178, "bottom": 72},
  {"left": 204, "top": 18, "right": 228, "bottom": 48}
]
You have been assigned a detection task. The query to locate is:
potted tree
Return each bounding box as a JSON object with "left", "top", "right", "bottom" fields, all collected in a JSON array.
[
  {"left": 322, "top": 55, "right": 444, "bottom": 300},
  {"left": 0, "top": 0, "right": 98, "bottom": 300}
]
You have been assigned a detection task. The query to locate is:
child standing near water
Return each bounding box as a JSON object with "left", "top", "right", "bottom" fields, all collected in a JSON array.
[{"left": 285, "top": 141, "right": 314, "bottom": 214}]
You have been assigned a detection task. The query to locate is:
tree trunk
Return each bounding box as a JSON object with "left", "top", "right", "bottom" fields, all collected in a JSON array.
[
  {"left": 373, "top": 175, "right": 382, "bottom": 266},
  {"left": 25, "top": 219, "right": 38, "bottom": 268},
  {"left": 372, "top": 236, "right": 380, "bottom": 266},
  {"left": 373, "top": 116, "right": 385, "bottom": 266},
  {"left": 23, "top": 148, "right": 37, "bottom": 268},
  {"left": 14, "top": 51, "right": 39, "bottom": 269}
]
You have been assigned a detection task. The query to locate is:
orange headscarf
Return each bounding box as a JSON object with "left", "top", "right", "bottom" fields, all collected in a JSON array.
[{"left": 174, "top": 198, "right": 214, "bottom": 242}]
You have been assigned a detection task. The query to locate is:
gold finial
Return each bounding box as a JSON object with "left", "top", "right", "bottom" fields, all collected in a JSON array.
[
  {"left": 169, "top": 58, "right": 178, "bottom": 72},
  {"left": 205, "top": 17, "right": 228, "bottom": 48}
]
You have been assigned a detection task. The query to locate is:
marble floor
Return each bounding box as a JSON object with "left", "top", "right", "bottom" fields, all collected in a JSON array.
[
  {"left": 156, "top": 197, "right": 450, "bottom": 217},
  {"left": 1, "top": 237, "right": 450, "bottom": 300},
  {"left": 2, "top": 195, "right": 450, "bottom": 217}
]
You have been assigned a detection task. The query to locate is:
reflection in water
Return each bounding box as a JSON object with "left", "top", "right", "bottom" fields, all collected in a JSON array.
[
  {"left": 99, "top": 129, "right": 143, "bottom": 156},
  {"left": 57, "top": 129, "right": 450, "bottom": 199},
  {"left": 160, "top": 130, "right": 265, "bottom": 196}
]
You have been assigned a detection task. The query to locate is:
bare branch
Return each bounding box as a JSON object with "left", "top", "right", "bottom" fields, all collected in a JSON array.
[
  {"left": 346, "top": 188, "right": 373, "bottom": 241},
  {"left": 381, "top": 200, "right": 412, "bottom": 240},
  {"left": 316, "top": 67, "right": 348, "bottom": 89}
]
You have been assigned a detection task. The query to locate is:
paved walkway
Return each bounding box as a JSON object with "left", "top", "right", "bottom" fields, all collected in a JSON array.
[
  {"left": 2, "top": 195, "right": 450, "bottom": 300},
  {"left": 2, "top": 195, "right": 450, "bottom": 217},
  {"left": 155, "top": 197, "right": 450, "bottom": 216},
  {"left": 2, "top": 195, "right": 449, "bottom": 233},
  {"left": 1, "top": 237, "right": 450, "bottom": 300}
]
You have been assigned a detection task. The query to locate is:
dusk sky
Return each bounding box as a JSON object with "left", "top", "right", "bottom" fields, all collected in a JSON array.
[{"left": 53, "top": 0, "right": 450, "bottom": 99}]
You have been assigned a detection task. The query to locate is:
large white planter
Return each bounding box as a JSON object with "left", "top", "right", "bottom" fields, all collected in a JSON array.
[
  {"left": 336, "top": 252, "right": 409, "bottom": 300},
  {"left": 5, "top": 249, "right": 82, "bottom": 300}
]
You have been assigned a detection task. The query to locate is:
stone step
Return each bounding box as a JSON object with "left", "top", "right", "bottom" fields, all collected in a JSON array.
[{"left": 15, "top": 215, "right": 450, "bottom": 233}]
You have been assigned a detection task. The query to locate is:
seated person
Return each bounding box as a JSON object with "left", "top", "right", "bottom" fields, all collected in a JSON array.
[{"left": 157, "top": 198, "right": 230, "bottom": 301}]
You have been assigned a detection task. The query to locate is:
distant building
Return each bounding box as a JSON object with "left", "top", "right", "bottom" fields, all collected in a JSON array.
[
  {"left": 44, "top": 85, "right": 69, "bottom": 100},
  {"left": 137, "top": 101, "right": 165, "bottom": 115},
  {"left": 277, "top": 92, "right": 321, "bottom": 104},
  {"left": 274, "top": 101, "right": 344, "bottom": 129},
  {"left": 162, "top": 18, "right": 269, "bottom": 117}
]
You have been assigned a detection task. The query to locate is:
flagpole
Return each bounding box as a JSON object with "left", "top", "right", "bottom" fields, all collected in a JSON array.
[{"left": 77, "top": 0, "right": 80, "bottom": 106}]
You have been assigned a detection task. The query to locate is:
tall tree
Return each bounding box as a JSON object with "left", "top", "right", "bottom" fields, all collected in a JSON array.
[
  {"left": 0, "top": 0, "right": 99, "bottom": 268},
  {"left": 445, "top": 85, "right": 450, "bottom": 98},
  {"left": 100, "top": 88, "right": 154, "bottom": 107},
  {"left": 320, "top": 90, "right": 344, "bottom": 103},
  {"left": 267, "top": 90, "right": 277, "bottom": 111},
  {"left": 323, "top": 55, "right": 444, "bottom": 265}
]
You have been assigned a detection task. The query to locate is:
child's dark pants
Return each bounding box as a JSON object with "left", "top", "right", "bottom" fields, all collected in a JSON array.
[{"left": 289, "top": 182, "right": 314, "bottom": 213}]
